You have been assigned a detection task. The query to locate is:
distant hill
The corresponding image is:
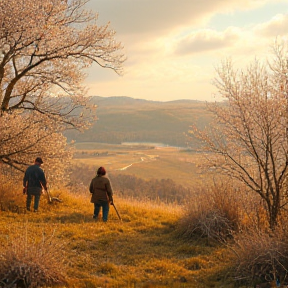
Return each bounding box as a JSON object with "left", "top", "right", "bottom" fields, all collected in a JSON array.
[{"left": 64, "top": 96, "right": 212, "bottom": 148}]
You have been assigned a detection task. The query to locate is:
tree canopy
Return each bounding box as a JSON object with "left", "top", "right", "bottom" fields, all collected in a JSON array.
[
  {"left": 0, "top": 0, "right": 125, "bottom": 171},
  {"left": 190, "top": 42, "right": 288, "bottom": 229},
  {"left": 0, "top": 0, "right": 124, "bottom": 117}
]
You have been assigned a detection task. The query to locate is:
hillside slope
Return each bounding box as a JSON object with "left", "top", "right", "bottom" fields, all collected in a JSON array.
[
  {"left": 64, "top": 96, "right": 212, "bottom": 148},
  {"left": 0, "top": 192, "right": 234, "bottom": 288}
]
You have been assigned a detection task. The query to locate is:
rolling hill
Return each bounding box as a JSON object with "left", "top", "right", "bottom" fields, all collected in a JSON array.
[{"left": 64, "top": 96, "right": 212, "bottom": 148}]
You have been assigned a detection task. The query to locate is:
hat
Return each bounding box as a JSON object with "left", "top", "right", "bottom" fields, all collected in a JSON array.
[
  {"left": 97, "top": 166, "right": 106, "bottom": 176},
  {"left": 35, "top": 157, "right": 43, "bottom": 164}
]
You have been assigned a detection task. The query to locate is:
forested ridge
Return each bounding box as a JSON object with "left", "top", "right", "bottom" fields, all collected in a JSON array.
[{"left": 64, "top": 96, "right": 212, "bottom": 148}]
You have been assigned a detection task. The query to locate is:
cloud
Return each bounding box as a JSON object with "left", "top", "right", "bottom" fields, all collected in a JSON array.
[
  {"left": 86, "top": 0, "right": 280, "bottom": 64},
  {"left": 88, "top": 0, "right": 216, "bottom": 35},
  {"left": 254, "top": 13, "right": 288, "bottom": 37},
  {"left": 84, "top": 0, "right": 288, "bottom": 102},
  {"left": 87, "top": 0, "right": 275, "bottom": 37},
  {"left": 173, "top": 28, "right": 240, "bottom": 55}
]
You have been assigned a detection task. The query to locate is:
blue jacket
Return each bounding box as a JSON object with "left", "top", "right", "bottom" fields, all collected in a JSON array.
[{"left": 23, "top": 164, "right": 47, "bottom": 189}]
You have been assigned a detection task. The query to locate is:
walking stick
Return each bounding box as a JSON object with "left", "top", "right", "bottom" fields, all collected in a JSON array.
[
  {"left": 46, "top": 188, "right": 52, "bottom": 204},
  {"left": 112, "top": 203, "right": 122, "bottom": 221},
  {"left": 46, "top": 188, "right": 62, "bottom": 204}
]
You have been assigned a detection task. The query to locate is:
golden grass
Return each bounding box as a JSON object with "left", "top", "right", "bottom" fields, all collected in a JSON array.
[
  {"left": 0, "top": 188, "right": 235, "bottom": 288},
  {"left": 0, "top": 144, "right": 245, "bottom": 287},
  {"left": 0, "top": 221, "right": 67, "bottom": 287}
]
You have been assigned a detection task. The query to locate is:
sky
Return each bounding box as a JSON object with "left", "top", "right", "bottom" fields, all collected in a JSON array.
[{"left": 84, "top": 0, "right": 288, "bottom": 102}]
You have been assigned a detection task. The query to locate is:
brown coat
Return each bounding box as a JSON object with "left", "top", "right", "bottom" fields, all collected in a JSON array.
[{"left": 89, "top": 175, "right": 113, "bottom": 203}]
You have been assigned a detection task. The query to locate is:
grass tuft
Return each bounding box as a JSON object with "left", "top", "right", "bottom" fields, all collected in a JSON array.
[
  {"left": 176, "top": 182, "right": 241, "bottom": 242},
  {"left": 0, "top": 223, "right": 67, "bottom": 288}
]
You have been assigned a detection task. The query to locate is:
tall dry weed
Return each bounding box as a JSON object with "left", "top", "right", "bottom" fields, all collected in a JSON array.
[
  {"left": 177, "top": 180, "right": 242, "bottom": 241},
  {"left": 230, "top": 223, "right": 288, "bottom": 286},
  {"left": 0, "top": 171, "right": 23, "bottom": 210},
  {"left": 0, "top": 223, "right": 67, "bottom": 288}
]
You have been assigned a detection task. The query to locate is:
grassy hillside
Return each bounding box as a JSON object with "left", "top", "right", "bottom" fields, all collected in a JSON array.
[
  {"left": 2, "top": 144, "right": 285, "bottom": 288},
  {"left": 0, "top": 190, "right": 235, "bottom": 288},
  {"left": 0, "top": 140, "right": 240, "bottom": 288},
  {"left": 64, "top": 96, "right": 212, "bottom": 148}
]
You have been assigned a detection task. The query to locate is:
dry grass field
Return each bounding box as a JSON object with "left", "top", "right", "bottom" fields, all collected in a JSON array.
[
  {"left": 0, "top": 190, "right": 234, "bottom": 288},
  {"left": 0, "top": 142, "right": 271, "bottom": 288},
  {"left": 73, "top": 142, "right": 204, "bottom": 189}
]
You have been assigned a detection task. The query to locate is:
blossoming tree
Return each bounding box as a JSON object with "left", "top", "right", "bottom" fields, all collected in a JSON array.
[
  {"left": 190, "top": 42, "right": 288, "bottom": 229},
  {"left": 0, "top": 0, "right": 125, "bottom": 173}
]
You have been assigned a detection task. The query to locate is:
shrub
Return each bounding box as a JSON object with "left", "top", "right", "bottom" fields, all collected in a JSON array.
[
  {"left": 176, "top": 181, "right": 242, "bottom": 241},
  {"left": 177, "top": 203, "right": 235, "bottom": 242},
  {"left": 230, "top": 224, "right": 288, "bottom": 286},
  {"left": 109, "top": 174, "right": 194, "bottom": 204},
  {"left": 0, "top": 171, "right": 24, "bottom": 210},
  {"left": 0, "top": 223, "right": 67, "bottom": 288}
]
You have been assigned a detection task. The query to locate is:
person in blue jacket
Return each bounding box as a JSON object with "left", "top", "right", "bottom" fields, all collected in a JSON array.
[{"left": 23, "top": 157, "right": 47, "bottom": 212}]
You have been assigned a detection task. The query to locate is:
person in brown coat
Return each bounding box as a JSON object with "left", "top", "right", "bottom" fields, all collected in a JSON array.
[{"left": 89, "top": 166, "right": 113, "bottom": 222}]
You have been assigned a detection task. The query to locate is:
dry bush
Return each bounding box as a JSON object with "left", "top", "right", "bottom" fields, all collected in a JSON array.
[
  {"left": 68, "top": 163, "right": 194, "bottom": 204},
  {"left": 176, "top": 180, "right": 242, "bottom": 241},
  {"left": 0, "top": 223, "right": 67, "bottom": 288},
  {"left": 230, "top": 224, "right": 288, "bottom": 286},
  {"left": 0, "top": 171, "right": 24, "bottom": 211}
]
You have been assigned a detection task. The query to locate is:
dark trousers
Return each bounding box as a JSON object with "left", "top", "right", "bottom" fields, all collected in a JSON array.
[
  {"left": 26, "top": 187, "right": 42, "bottom": 211},
  {"left": 93, "top": 201, "right": 110, "bottom": 222}
]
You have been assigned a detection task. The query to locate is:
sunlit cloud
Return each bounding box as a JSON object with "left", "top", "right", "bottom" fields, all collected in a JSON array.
[
  {"left": 172, "top": 28, "right": 241, "bottom": 55},
  {"left": 254, "top": 14, "right": 288, "bottom": 37},
  {"left": 84, "top": 0, "right": 288, "bottom": 101}
]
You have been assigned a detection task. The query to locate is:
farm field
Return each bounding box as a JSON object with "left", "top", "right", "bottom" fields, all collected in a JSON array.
[{"left": 72, "top": 142, "right": 205, "bottom": 189}]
